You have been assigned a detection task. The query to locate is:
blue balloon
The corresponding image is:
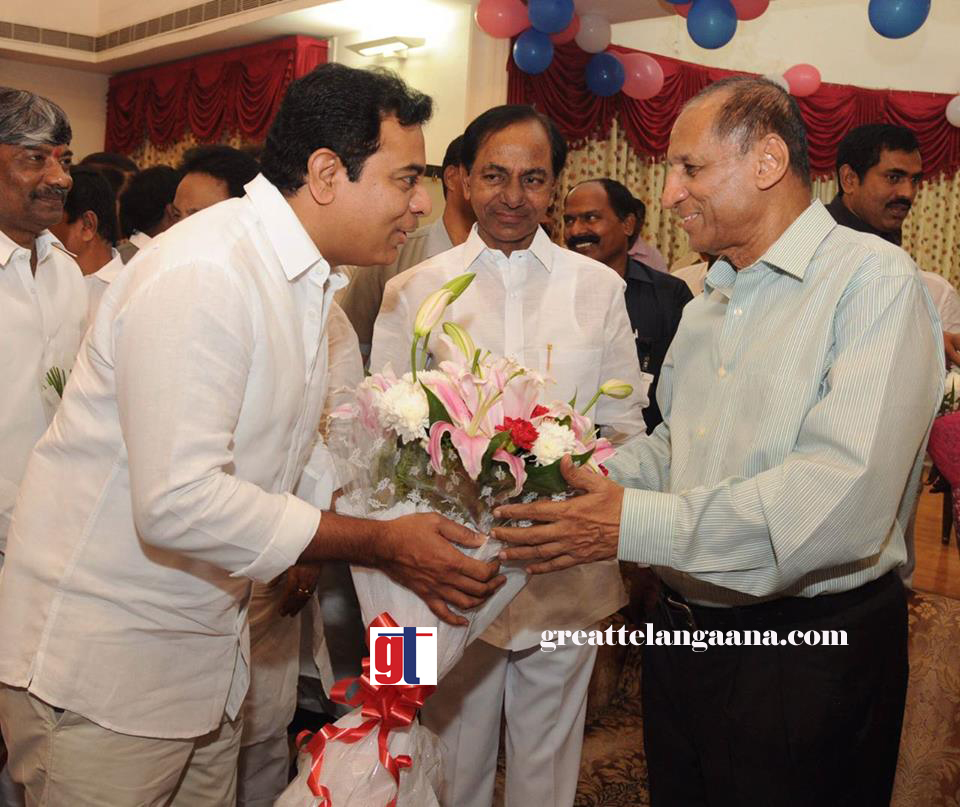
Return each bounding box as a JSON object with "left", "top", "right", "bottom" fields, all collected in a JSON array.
[
  {"left": 585, "top": 52, "right": 625, "bottom": 98},
  {"left": 528, "top": 0, "right": 575, "bottom": 34},
  {"left": 513, "top": 29, "right": 554, "bottom": 75},
  {"left": 868, "top": 0, "right": 931, "bottom": 39},
  {"left": 687, "top": 0, "right": 738, "bottom": 49}
]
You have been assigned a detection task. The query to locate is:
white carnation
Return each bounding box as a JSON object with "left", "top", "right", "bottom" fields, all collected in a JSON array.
[
  {"left": 531, "top": 420, "right": 578, "bottom": 466},
  {"left": 375, "top": 380, "right": 429, "bottom": 443}
]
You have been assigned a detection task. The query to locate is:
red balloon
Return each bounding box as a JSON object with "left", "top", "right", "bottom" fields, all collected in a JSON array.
[
  {"left": 475, "top": 0, "right": 529, "bottom": 39},
  {"left": 731, "top": 0, "right": 769, "bottom": 21},
  {"left": 783, "top": 63, "right": 822, "bottom": 97},
  {"left": 673, "top": 2, "right": 694, "bottom": 18},
  {"left": 617, "top": 52, "right": 665, "bottom": 100},
  {"left": 550, "top": 14, "right": 580, "bottom": 44}
]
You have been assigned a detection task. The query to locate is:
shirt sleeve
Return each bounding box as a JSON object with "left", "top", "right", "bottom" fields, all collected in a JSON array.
[
  {"left": 937, "top": 277, "right": 960, "bottom": 334},
  {"left": 114, "top": 261, "right": 321, "bottom": 584},
  {"left": 595, "top": 286, "right": 648, "bottom": 439},
  {"left": 369, "top": 275, "right": 413, "bottom": 374},
  {"left": 614, "top": 266, "right": 942, "bottom": 596}
]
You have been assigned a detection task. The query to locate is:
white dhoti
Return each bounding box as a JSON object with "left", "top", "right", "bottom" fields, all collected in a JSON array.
[{"left": 420, "top": 638, "right": 598, "bottom": 807}]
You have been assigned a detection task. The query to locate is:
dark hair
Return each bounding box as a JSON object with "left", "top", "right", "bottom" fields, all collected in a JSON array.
[
  {"left": 91, "top": 165, "right": 126, "bottom": 196},
  {"left": 0, "top": 87, "right": 71, "bottom": 146},
  {"left": 571, "top": 178, "right": 644, "bottom": 247},
  {"left": 440, "top": 134, "right": 464, "bottom": 198},
  {"left": 178, "top": 144, "right": 260, "bottom": 199},
  {"left": 461, "top": 105, "right": 567, "bottom": 178},
  {"left": 64, "top": 166, "right": 119, "bottom": 245},
  {"left": 80, "top": 151, "right": 139, "bottom": 174},
  {"left": 835, "top": 124, "right": 920, "bottom": 195},
  {"left": 261, "top": 63, "right": 432, "bottom": 194},
  {"left": 691, "top": 76, "right": 811, "bottom": 185},
  {"left": 119, "top": 165, "right": 180, "bottom": 238}
]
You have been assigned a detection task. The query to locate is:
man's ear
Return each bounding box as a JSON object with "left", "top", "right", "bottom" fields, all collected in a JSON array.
[
  {"left": 622, "top": 211, "right": 638, "bottom": 241},
  {"left": 304, "top": 148, "right": 341, "bottom": 206},
  {"left": 442, "top": 164, "right": 461, "bottom": 197},
  {"left": 755, "top": 134, "right": 790, "bottom": 190},
  {"left": 81, "top": 210, "right": 99, "bottom": 243},
  {"left": 461, "top": 166, "right": 472, "bottom": 202},
  {"left": 838, "top": 163, "right": 860, "bottom": 195}
]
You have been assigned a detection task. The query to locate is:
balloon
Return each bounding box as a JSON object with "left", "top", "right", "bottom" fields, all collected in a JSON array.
[
  {"left": 528, "top": 0, "right": 574, "bottom": 35},
  {"left": 762, "top": 72, "right": 790, "bottom": 92},
  {"left": 783, "top": 63, "right": 821, "bottom": 97},
  {"left": 868, "top": 0, "right": 931, "bottom": 39},
  {"left": 618, "top": 52, "right": 665, "bottom": 100},
  {"left": 585, "top": 52, "right": 625, "bottom": 97},
  {"left": 947, "top": 96, "right": 960, "bottom": 128},
  {"left": 731, "top": 0, "right": 769, "bottom": 20},
  {"left": 687, "top": 0, "right": 738, "bottom": 49},
  {"left": 475, "top": 0, "right": 529, "bottom": 39},
  {"left": 575, "top": 13, "right": 612, "bottom": 53},
  {"left": 513, "top": 29, "right": 554, "bottom": 75},
  {"left": 550, "top": 14, "right": 580, "bottom": 44},
  {"left": 673, "top": 2, "right": 694, "bottom": 17}
]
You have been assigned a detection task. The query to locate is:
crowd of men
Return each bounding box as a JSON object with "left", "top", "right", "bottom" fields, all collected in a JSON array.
[{"left": 0, "top": 63, "right": 954, "bottom": 807}]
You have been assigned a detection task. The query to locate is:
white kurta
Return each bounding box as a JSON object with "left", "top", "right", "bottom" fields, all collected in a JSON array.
[
  {"left": 0, "top": 229, "right": 87, "bottom": 552},
  {"left": 371, "top": 224, "right": 644, "bottom": 650},
  {"left": 0, "top": 175, "right": 345, "bottom": 740}
]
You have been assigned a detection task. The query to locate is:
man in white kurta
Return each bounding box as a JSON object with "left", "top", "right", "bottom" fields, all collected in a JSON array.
[
  {"left": 0, "top": 65, "right": 503, "bottom": 806},
  {"left": 370, "top": 105, "right": 647, "bottom": 807}
]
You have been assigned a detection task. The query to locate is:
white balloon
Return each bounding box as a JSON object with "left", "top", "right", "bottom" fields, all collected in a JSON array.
[
  {"left": 947, "top": 95, "right": 960, "bottom": 128},
  {"left": 575, "top": 13, "right": 611, "bottom": 53},
  {"left": 763, "top": 72, "right": 790, "bottom": 92}
]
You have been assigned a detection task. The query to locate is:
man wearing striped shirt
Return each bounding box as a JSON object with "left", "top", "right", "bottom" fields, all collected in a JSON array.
[{"left": 496, "top": 77, "right": 942, "bottom": 806}]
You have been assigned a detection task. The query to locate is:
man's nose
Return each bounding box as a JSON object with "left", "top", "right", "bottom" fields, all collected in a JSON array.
[
  {"left": 501, "top": 178, "right": 525, "bottom": 207},
  {"left": 411, "top": 181, "right": 432, "bottom": 217},
  {"left": 661, "top": 171, "right": 687, "bottom": 210}
]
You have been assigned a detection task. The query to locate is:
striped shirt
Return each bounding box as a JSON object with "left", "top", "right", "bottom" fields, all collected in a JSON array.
[{"left": 608, "top": 200, "right": 943, "bottom": 606}]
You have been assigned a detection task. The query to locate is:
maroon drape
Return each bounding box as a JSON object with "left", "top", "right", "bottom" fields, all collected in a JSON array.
[
  {"left": 105, "top": 36, "right": 328, "bottom": 154},
  {"left": 508, "top": 42, "right": 960, "bottom": 179}
]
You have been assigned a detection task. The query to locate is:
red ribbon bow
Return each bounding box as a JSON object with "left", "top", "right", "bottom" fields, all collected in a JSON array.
[{"left": 295, "top": 612, "right": 436, "bottom": 807}]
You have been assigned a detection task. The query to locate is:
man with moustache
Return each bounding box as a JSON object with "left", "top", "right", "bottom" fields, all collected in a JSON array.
[
  {"left": 495, "top": 78, "right": 942, "bottom": 806},
  {"left": 564, "top": 178, "right": 693, "bottom": 431},
  {"left": 371, "top": 104, "right": 646, "bottom": 807},
  {"left": 0, "top": 65, "right": 503, "bottom": 805},
  {"left": 826, "top": 123, "right": 960, "bottom": 364}
]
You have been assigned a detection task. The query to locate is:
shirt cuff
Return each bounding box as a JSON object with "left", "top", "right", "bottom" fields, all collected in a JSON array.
[
  {"left": 618, "top": 487, "right": 676, "bottom": 566},
  {"left": 232, "top": 492, "right": 322, "bottom": 583}
]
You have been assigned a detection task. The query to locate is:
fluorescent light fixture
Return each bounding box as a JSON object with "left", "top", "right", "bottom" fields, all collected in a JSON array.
[{"left": 346, "top": 36, "right": 425, "bottom": 58}]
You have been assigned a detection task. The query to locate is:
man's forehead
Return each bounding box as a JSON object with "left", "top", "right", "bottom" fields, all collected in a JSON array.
[
  {"left": 875, "top": 148, "right": 923, "bottom": 171},
  {"left": 565, "top": 182, "right": 610, "bottom": 211}
]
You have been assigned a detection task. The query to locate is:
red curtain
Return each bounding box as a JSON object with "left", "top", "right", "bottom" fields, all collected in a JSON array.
[
  {"left": 105, "top": 35, "right": 328, "bottom": 154},
  {"left": 508, "top": 43, "right": 960, "bottom": 179}
]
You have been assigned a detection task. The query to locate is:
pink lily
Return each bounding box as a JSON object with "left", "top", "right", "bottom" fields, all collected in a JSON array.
[
  {"left": 427, "top": 422, "right": 489, "bottom": 480},
  {"left": 494, "top": 449, "right": 527, "bottom": 496}
]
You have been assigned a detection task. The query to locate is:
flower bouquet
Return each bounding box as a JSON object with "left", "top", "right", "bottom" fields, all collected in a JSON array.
[
  {"left": 278, "top": 273, "right": 629, "bottom": 807},
  {"left": 927, "top": 368, "right": 960, "bottom": 524}
]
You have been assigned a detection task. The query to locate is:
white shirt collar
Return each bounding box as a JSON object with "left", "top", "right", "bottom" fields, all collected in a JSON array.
[
  {"left": 243, "top": 174, "right": 329, "bottom": 282},
  {"left": 128, "top": 231, "right": 152, "bottom": 250},
  {"left": 460, "top": 223, "right": 555, "bottom": 274},
  {"left": 0, "top": 228, "right": 63, "bottom": 268}
]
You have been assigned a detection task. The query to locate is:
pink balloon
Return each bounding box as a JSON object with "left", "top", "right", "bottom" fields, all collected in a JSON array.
[
  {"left": 673, "top": 2, "right": 693, "bottom": 18},
  {"left": 783, "top": 63, "right": 822, "bottom": 97},
  {"left": 550, "top": 14, "right": 580, "bottom": 44},
  {"left": 475, "top": 0, "right": 529, "bottom": 39},
  {"left": 731, "top": 0, "right": 769, "bottom": 21},
  {"left": 618, "top": 52, "right": 665, "bottom": 100}
]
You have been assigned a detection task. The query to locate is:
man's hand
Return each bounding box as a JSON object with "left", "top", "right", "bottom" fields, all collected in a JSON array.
[
  {"left": 278, "top": 563, "right": 322, "bottom": 617},
  {"left": 493, "top": 455, "right": 624, "bottom": 574},
  {"left": 944, "top": 331, "right": 960, "bottom": 368},
  {"left": 378, "top": 513, "right": 506, "bottom": 627}
]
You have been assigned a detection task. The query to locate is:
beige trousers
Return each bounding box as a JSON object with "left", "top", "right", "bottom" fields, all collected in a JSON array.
[{"left": 0, "top": 686, "right": 241, "bottom": 807}]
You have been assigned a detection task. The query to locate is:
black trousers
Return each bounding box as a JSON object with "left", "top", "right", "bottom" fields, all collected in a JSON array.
[{"left": 641, "top": 573, "right": 908, "bottom": 807}]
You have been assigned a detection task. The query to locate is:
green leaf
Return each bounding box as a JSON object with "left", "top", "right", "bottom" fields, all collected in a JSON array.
[
  {"left": 421, "top": 382, "right": 451, "bottom": 425},
  {"left": 480, "top": 429, "right": 513, "bottom": 478},
  {"left": 522, "top": 448, "right": 595, "bottom": 495}
]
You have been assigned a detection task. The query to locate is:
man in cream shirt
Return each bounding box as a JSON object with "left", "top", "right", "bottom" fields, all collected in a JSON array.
[
  {"left": 0, "top": 65, "right": 504, "bottom": 806},
  {"left": 371, "top": 105, "right": 646, "bottom": 807}
]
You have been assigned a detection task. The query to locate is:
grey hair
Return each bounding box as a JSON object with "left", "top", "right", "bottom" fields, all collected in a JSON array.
[
  {"left": 688, "top": 76, "right": 811, "bottom": 185},
  {"left": 0, "top": 87, "right": 72, "bottom": 147}
]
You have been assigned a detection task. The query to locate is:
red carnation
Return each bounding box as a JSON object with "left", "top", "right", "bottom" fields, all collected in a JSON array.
[
  {"left": 530, "top": 405, "right": 550, "bottom": 418},
  {"left": 497, "top": 417, "right": 539, "bottom": 451},
  {"left": 600, "top": 464, "right": 609, "bottom": 476}
]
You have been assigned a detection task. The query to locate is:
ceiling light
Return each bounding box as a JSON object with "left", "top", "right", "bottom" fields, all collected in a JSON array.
[{"left": 346, "top": 36, "right": 425, "bottom": 58}]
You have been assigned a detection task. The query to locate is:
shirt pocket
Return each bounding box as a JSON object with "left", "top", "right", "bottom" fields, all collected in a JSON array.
[{"left": 526, "top": 346, "right": 603, "bottom": 407}]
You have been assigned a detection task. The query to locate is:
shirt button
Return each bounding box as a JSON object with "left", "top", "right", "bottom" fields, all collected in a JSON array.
[
  {"left": 734, "top": 308, "right": 743, "bottom": 316},
  {"left": 717, "top": 367, "right": 727, "bottom": 378},
  {"left": 697, "top": 427, "right": 706, "bottom": 438}
]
